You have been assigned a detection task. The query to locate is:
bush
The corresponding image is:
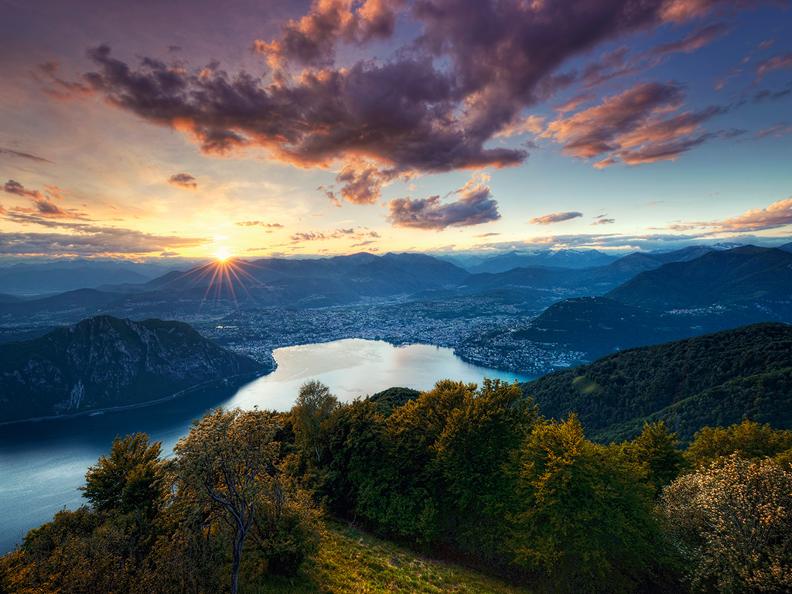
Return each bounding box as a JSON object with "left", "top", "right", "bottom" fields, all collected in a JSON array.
[
  {"left": 510, "top": 416, "right": 674, "bottom": 593},
  {"left": 662, "top": 454, "right": 792, "bottom": 592},
  {"left": 686, "top": 420, "right": 792, "bottom": 467}
]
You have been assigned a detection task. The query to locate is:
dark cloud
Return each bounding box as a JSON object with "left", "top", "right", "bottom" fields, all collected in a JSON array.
[
  {"left": 388, "top": 176, "right": 500, "bottom": 230},
  {"left": 592, "top": 215, "right": 616, "bottom": 225},
  {"left": 543, "top": 83, "right": 728, "bottom": 167},
  {"left": 81, "top": 46, "right": 523, "bottom": 176},
  {"left": 4, "top": 179, "right": 88, "bottom": 219},
  {"left": 0, "top": 147, "right": 52, "bottom": 163},
  {"left": 331, "top": 161, "right": 401, "bottom": 205},
  {"left": 168, "top": 172, "right": 198, "bottom": 189},
  {"left": 254, "top": 0, "right": 402, "bottom": 68},
  {"left": 530, "top": 211, "right": 584, "bottom": 225},
  {"left": 67, "top": 0, "right": 753, "bottom": 196}
]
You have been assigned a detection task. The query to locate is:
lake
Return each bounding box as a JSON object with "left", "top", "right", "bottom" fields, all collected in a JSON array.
[{"left": 0, "top": 339, "right": 530, "bottom": 553}]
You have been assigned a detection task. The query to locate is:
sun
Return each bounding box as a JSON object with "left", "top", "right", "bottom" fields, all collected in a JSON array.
[{"left": 214, "top": 246, "right": 232, "bottom": 263}]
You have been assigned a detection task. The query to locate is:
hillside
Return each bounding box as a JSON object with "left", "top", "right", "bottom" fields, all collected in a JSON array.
[
  {"left": 522, "top": 323, "right": 792, "bottom": 442},
  {"left": 0, "top": 316, "right": 263, "bottom": 423},
  {"left": 608, "top": 246, "right": 792, "bottom": 310},
  {"left": 253, "top": 522, "right": 528, "bottom": 594}
]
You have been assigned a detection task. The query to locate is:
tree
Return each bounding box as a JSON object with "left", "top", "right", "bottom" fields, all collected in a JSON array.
[
  {"left": 510, "top": 416, "right": 671, "bottom": 593},
  {"left": 82, "top": 433, "right": 165, "bottom": 515},
  {"left": 662, "top": 454, "right": 792, "bottom": 592},
  {"left": 434, "top": 379, "right": 538, "bottom": 560},
  {"left": 291, "top": 380, "right": 339, "bottom": 466},
  {"left": 623, "top": 421, "right": 685, "bottom": 495},
  {"left": 174, "top": 408, "right": 281, "bottom": 594},
  {"left": 686, "top": 420, "right": 792, "bottom": 468}
]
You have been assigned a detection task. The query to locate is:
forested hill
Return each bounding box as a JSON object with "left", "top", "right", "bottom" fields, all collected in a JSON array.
[
  {"left": 0, "top": 316, "right": 262, "bottom": 423},
  {"left": 522, "top": 323, "right": 792, "bottom": 442}
]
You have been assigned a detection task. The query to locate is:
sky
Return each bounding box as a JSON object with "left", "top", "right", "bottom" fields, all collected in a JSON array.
[{"left": 1, "top": 0, "right": 791, "bottom": 261}]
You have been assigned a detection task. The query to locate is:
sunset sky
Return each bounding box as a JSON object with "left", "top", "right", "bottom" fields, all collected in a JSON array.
[{"left": 1, "top": 0, "right": 791, "bottom": 261}]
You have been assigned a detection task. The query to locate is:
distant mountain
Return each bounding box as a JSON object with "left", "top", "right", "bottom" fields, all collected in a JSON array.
[
  {"left": 0, "top": 253, "right": 474, "bottom": 322},
  {"left": 0, "top": 288, "right": 122, "bottom": 318},
  {"left": 117, "top": 252, "right": 471, "bottom": 311},
  {"left": 462, "top": 246, "right": 715, "bottom": 297},
  {"left": 468, "top": 249, "right": 617, "bottom": 273},
  {"left": 0, "top": 316, "right": 262, "bottom": 423},
  {"left": 0, "top": 260, "right": 172, "bottom": 295},
  {"left": 608, "top": 246, "right": 792, "bottom": 310},
  {"left": 523, "top": 323, "right": 792, "bottom": 442}
]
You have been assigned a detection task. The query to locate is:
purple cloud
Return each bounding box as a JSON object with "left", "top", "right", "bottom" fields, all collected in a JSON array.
[{"left": 388, "top": 176, "right": 500, "bottom": 230}]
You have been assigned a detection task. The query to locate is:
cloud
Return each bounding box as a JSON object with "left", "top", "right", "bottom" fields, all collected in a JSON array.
[
  {"left": 0, "top": 226, "right": 206, "bottom": 257},
  {"left": 672, "top": 197, "right": 792, "bottom": 233},
  {"left": 752, "top": 88, "right": 792, "bottom": 103},
  {"left": 755, "top": 123, "right": 792, "bottom": 139},
  {"left": 290, "top": 227, "right": 380, "bottom": 242},
  {"left": 81, "top": 45, "right": 524, "bottom": 175},
  {"left": 388, "top": 175, "right": 500, "bottom": 230},
  {"left": 168, "top": 172, "right": 198, "bottom": 189},
  {"left": 4, "top": 179, "right": 90, "bottom": 219},
  {"left": 325, "top": 161, "right": 402, "bottom": 204},
  {"left": 0, "top": 147, "right": 52, "bottom": 163},
  {"left": 254, "top": 0, "right": 403, "bottom": 68},
  {"left": 592, "top": 214, "right": 616, "bottom": 225},
  {"left": 543, "top": 82, "right": 727, "bottom": 166},
  {"left": 651, "top": 23, "right": 728, "bottom": 57},
  {"left": 756, "top": 52, "right": 792, "bottom": 79},
  {"left": 235, "top": 221, "right": 284, "bottom": 228},
  {"left": 530, "top": 211, "right": 583, "bottom": 225},
  {"left": 68, "top": 0, "right": 752, "bottom": 187}
]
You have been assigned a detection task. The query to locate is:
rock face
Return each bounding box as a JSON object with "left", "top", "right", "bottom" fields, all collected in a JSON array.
[{"left": 0, "top": 316, "right": 262, "bottom": 423}]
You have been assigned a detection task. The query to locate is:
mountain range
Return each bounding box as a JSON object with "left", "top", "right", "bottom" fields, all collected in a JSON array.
[{"left": 0, "top": 316, "right": 263, "bottom": 423}]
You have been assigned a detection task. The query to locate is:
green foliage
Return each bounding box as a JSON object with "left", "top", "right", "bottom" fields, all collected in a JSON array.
[
  {"left": 662, "top": 455, "right": 792, "bottom": 592},
  {"left": 509, "top": 416, "right": 673, "bottom": 593},
  {"left": 685, "top": 419, "right": 792, "bottom": 467},
  {"left": 433, "top": 380, "right": 538, "bottom": 560},
  {"left": 82, "top": 432, "right": 165, "bottom": 515},
  {"left": 291, "top": 380, "right": 340, "bottom": 468},
  {"left": 622, "top": 421, "right": 686, "bottom": 495},
  {"left": 523, "top": 323, "right": 792, "bottom": 442}
]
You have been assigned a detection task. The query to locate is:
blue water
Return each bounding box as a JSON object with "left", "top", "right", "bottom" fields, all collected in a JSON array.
[{"left": 0, "top": 339, "right": 529, "bottom": 553}]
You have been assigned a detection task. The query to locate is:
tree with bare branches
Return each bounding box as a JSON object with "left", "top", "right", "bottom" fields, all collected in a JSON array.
[{"left": 174, "top": 408, "right": 280, "bottom": 594}]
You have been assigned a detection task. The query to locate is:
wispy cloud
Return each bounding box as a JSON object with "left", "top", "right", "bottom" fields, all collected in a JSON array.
[
  {"left": 670, "top": 197, "right": 792, "bottom": 233},
  {"left": 0, "top": 147, "right": 52, "bottom": 164},
  {"left": 530, "top": 211, "right": 583, "bottom": 225}
]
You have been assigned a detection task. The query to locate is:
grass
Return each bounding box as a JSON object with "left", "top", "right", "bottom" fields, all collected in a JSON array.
[{"left": 245, "top": 521, "right": 530, "bottom": 594}]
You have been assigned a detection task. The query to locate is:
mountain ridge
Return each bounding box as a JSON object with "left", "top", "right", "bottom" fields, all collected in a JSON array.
[{"left": 0, "top": 315, "right": 263, "bottom": 423}]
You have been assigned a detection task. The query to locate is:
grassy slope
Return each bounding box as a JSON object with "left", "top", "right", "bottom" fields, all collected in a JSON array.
[{"left": 247, "top": 522, "right": 529, "bottom": 594}]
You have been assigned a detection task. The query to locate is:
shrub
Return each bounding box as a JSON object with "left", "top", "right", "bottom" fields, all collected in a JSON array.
[{"left": 661, "top": 454, "right": 792, "bottom": 592}]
